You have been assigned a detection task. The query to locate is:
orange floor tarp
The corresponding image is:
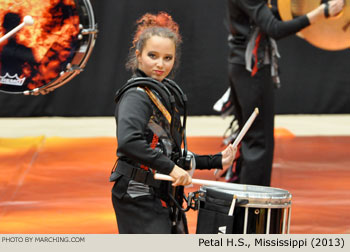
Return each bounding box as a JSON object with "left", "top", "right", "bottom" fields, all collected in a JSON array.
[{"left": 0, "top": 136, "right": 349, "bottom": 234}]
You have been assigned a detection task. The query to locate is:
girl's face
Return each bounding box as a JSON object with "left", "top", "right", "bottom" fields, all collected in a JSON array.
[{"left": 136, "top": 35, "right": 175, "bottom": 82}]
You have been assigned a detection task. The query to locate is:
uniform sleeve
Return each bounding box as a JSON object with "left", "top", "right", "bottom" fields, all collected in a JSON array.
[
  {"left": 194, "top": 153, "right": 223, "bottom": 170},
  {"left": 239, "top": 0, "right": 310, "bottom": 39},
  {"left": 116, "top": 88, "right": 175, "bottom": 175}
]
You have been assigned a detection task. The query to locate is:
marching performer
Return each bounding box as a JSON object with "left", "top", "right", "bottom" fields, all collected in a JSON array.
[
  {"left": 110, "top": 12, "right": 237, "bottom": 234},
  {"left": 226, "top": 0, "right": 344, "bottom": 186}
]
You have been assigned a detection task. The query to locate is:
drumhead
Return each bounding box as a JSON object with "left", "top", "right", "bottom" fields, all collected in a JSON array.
[
  {"left": 200, "top": 184, "right": 292, "bottom": 208},
  {"left": 0, "top": 0, "right": 97, "bottom": 94}
]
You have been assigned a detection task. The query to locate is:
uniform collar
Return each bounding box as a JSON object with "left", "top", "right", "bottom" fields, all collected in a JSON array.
[{"left": 134, "top": 69, "right": 148, "bottom": 78}]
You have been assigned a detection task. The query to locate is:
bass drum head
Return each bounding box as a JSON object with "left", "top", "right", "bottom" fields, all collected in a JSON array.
[{"left": 0, "top": 0, "right": 97, "bottom": 94}]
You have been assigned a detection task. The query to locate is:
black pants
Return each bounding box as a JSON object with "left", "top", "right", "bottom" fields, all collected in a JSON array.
[
  {"left": 229, "top": 63, "right": 274, "bottom": 186},
  {"left": 112, "top": 192, "right": 173, "bottom": 234}
]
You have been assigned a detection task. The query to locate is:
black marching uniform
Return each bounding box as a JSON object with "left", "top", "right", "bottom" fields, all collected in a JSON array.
[
  {"left": 111, "top": 70, "right": 222, "bottom": 234},
  {"left": 227, "top": 0, "right": 311, "bottom": 186}
]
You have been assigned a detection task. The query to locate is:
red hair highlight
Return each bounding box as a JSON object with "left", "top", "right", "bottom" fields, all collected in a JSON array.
[{"left": 132, "top": 12, "right": 181, "bottom": 48}]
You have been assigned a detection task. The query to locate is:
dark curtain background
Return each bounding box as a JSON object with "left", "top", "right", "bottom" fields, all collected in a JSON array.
[{"left": 0, "top": 0, "right": 349, "bottom": 116}]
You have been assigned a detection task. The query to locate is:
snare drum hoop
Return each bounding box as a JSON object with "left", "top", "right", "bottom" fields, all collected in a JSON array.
[{"left": 199, "top": 185, "right": 292, "bottom": 209}]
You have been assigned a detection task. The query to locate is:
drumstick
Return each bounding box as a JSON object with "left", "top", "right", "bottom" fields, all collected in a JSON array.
[
  {"left": 214, "top": 107, "right": 259, "bottom": 177},
  {"left": 154, "top": 173, "right": 246, "bottom": 191},
  {"left": 232, "top": 107, "right": 259, "bottom": 148},
  {"left": 0, "top": 15, "right": 34, "bottom": 45}
]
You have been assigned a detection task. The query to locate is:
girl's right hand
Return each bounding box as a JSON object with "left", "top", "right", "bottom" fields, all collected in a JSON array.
[
  {"left": 328, "top": 0, "right": 345, "bottom": 17},
  {"left": 307, "top": 0, "right": 345, "bottom": 24},
  {"left": 169, "top": 165, "right": 192, "bottom": 186}
]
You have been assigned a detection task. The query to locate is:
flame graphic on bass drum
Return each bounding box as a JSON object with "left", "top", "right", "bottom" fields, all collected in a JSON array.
[{"left": 0, "top": 0, "right": 97, "bottom": 95}]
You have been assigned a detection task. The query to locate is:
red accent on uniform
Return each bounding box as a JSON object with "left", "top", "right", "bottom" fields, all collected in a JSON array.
[
  {"left": 251, "top": 33, "right": 262, "bottom": 77},
  {"left": 160, "top": 200, "right": 167, "bottom": 208},
  {"left": 140, "top": 164, "right": 149, "bottom": 171},
  {"left": 150, "top": 134, "right": 159, "bottom": 149},
  {"left": 140, "top": 134, "right": 159, "bottom": 171},
  {"left": 235, "top": 143, "right": 241, "bottom": 160}
]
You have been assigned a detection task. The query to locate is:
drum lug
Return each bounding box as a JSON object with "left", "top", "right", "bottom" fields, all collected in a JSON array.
[
  {"left": 81, "top": 27, "right": 98, "bottom": 35},
  {"left": 66, "top": 64, "right": 84, "bottom": 74},
  {"left": 78, "top": 26, "right": 98, "bottom": 40}
]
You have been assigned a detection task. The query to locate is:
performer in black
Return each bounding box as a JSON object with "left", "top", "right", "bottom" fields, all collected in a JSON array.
[
  {"left": 111, "top": 12, "right": 236, "bottom": 234},
  {"left": 227, "top": 0, "right": 344, "bottom": 186}
]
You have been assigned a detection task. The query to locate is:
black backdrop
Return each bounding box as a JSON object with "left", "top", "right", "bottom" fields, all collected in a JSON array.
[{"left": 0, "top": 0, "right": 349, "bottom": 117}]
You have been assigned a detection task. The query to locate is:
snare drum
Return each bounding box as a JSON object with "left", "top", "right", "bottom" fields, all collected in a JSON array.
[
  {"left": 196, "top": 184, "right": 292, "bottom": 234},
  {"left": 0, "top": 0, "right": 97, "bottom": 95}
]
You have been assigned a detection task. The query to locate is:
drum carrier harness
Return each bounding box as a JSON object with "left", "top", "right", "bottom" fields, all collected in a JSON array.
[{"left": 111, "top": 76, "right": 193, "bottom": 233}]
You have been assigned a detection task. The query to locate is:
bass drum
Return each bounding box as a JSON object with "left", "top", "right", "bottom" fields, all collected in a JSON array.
[{"left": 0, "top": 0, "right": 97, "bottom": 95}]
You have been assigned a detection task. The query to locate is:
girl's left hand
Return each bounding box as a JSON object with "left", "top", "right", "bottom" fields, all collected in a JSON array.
[{"left": 221, "top": 144, "right": 237, "bottom": 167}]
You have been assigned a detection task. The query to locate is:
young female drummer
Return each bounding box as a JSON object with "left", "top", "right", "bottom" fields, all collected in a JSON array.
[{"left": 111, "top": 12, "right": 236, "bottom": 234}]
